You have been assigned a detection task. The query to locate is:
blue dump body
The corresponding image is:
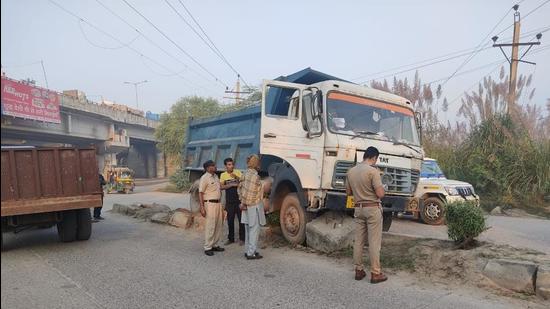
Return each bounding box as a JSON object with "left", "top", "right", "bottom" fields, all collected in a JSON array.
[
  {"left": 184, "top": 68, "right": 348, "bottom": 171},
  {"left": 185, "top": 106, "right": 261, "bottom": 171}
]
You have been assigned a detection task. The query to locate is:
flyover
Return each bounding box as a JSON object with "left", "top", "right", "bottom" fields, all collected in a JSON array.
[{"left": 1, "top": 77, "right": 164, "bottom": 178}]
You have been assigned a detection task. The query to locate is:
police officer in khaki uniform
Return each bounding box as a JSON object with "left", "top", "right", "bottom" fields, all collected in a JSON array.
[
  {"left": 346, "top": 146, "right": 388, "bottom": 283},
  {"left": 199, "top": 160, "right": 225, "bottom": 256}
]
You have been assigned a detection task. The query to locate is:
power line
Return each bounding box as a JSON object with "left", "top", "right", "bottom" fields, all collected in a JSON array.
[
  {"left": 48, "top": 0, "right": 218, "bottom": 97},
  {"left": 447, "top": 45, "right": 550, "bottom": 106},
  {"left": 164, "top": 0, "right": 250, "bottom": 87},
  {"left": 121, "top": 0, "right": 228, "bottom": 88},
  {"left": 358, "top": 46, "right": 493, "bottom": 84},
  {"left": 94, "top": 0, "right": 220, "bottom": 92},
  {"left": 494, "top": 0, "right": 550, "bottom": 36},
  {"left": 352, "top": 27, "right": 546, "bottom": 83},
  {"left": 424, "top": 59, "right": 506, "bottom": 86},
  {"left": 439, "top": 5, "right": 514, "bottom": 87},
  {"left": 77, "top": 19, "right": 140, "bottom": 50}
]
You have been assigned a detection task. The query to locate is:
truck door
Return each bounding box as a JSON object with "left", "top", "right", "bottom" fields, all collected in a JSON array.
[{"left": 260, "top": 80, "right": 324, "bottom": 189}]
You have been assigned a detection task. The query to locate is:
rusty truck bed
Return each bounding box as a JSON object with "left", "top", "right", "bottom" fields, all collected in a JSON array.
[{"left": 1, "top": 147, "right": 102, "bottom": 217}]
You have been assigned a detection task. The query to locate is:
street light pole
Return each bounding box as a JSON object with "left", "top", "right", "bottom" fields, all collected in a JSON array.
[{"left": 124, "top": 80, "right": 148, "bottom": 109}]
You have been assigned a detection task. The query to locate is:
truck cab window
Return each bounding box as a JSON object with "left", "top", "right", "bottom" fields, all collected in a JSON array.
[{"left": 265, "top": 85, "right": 300, "bottom": 119}]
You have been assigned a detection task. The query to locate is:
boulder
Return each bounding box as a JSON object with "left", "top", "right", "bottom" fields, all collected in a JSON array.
[
  {"left": 134, "top": 203, "right": 171, "bottom": 220},
  {"left": 150, "top": 212, "right": 171, "bottom": 224},
  {"left": 482, "top": 259, "right": 537, "bottom": 294},
  {"left": 305, "top": 212, "right": 355, "bottom": 253},
  {"left": 490, "top": 206, "right": 503, "bottom": 215},
  {"left": 536, "top": 265, "right": 550, "bottom": 300},
  {"left": 169, "top": 209, "right": 195, "bottom": 229},
  {"left": 188, "top": 180, "right": 201, "bottom": 213},
  {"left": 111, "top": 203, "right": 129, "bottom": 214},
  {"left": 126, "top": 203, "right": 142, "bottom": 216}
]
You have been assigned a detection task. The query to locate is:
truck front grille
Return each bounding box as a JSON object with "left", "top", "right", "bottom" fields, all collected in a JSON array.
[
  {"left": 332, "top": 161, "right": 354, "bottom": 189},
  {"left": 332, "top": 161, "right": 419, "bottom": 195},
  {"left": 379, "top": 166, "right": 419, "bottom": 195}
]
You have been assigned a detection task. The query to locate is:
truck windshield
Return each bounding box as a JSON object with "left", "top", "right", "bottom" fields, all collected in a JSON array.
[
  {"left": 326, "top": 92, "right": 420, "bottom": 146},
  {"left": 421, "top": 160, "right": 446, "bottom": 178}
]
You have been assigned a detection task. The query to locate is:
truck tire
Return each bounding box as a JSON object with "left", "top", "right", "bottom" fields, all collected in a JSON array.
[
  {"left": 76, "top": 208, "right": 92, "bottom": 241},
  {"left": 280, "top": 193, "right": 307, "bottom": 245},
  {"left": 420, "top": 197, "right": 446, "bottom": 225},
  {"left": 57, "top": 210, "right": 77, "bottom": 242}
]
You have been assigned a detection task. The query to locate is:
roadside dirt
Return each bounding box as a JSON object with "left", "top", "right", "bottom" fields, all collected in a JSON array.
[{"left": 264, "top": 228, "right": 550, "bottom": 305}]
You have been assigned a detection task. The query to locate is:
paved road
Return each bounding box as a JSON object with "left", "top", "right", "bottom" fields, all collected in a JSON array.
[
  {"left": 2, "top": 209, "right": 542, "bottom": 309},
  {"left": 105, "top": 182, "right": 550, "bottom": 254}
]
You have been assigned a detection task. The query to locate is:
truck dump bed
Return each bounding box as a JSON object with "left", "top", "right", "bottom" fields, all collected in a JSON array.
[
  {"left": 185, "top": 106, "right": 261, "bottom": 171},
  {"left": 1, "top": 147, "right": 102, "bottom": 217}
]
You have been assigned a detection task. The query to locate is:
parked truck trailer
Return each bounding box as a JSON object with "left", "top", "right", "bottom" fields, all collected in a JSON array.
[
  {"left": 184, "top": 68, "right": 424, "bottom": 244},
  {"left": 1, "top": 147, "right": 102, "bottom": 248}
]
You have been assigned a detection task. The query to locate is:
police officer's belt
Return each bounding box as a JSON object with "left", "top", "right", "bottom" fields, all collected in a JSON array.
[{"left": 355, "top": 201, "right": 380, "bottom": 208}]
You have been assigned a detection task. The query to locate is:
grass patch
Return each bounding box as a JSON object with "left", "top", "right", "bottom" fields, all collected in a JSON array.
[{"left": 266, "top": 211, "right": 280, "bottom": 227}]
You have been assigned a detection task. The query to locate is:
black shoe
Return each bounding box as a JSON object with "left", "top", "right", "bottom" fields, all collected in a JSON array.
[
  {"left": 94, "top": 216, "right": 105, "bottom": 220},
  {"left": 212, "top": 246, "right": 225, "bottom": 252},
  {"left": 245, "top": 252, "right": 263, "bottom": 260},
  {"left": 204, "top": 250, "right": 214, "bottom": 256},
  {"left": 224, "top": 240, "right": 234, "bottom": 246}
]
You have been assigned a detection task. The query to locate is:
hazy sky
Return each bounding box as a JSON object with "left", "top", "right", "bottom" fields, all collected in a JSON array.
[{"left": 2, "top": 0, "right": 549, "bottom": 120}]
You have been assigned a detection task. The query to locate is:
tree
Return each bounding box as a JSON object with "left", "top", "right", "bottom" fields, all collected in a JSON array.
[{"left": 155, "top": 96, "right": 222, "bottom": 164}]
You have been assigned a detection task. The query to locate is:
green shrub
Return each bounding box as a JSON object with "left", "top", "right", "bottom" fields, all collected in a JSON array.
[
  {"left": 170, "top": 168, "right": 192, "bottom": 191},
  {"left": 445, "top": 201, "right": 487, "bottom": 248}
]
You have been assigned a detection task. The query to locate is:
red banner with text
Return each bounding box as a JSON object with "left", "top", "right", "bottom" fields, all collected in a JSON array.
[{"left": 1, "top": 76, "right": 61, "bottom": 123}]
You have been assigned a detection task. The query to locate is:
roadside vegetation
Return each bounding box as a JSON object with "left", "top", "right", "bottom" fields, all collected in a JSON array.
[{"left": 371, "top": 67, "right": 550, "bottom": 215}]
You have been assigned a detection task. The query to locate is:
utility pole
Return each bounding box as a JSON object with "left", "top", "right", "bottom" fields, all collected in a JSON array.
[
  {"left": 224, "top": 74, "right": 250, "bottom": 105},
  {"left": 124, "top": 80, "right": 148, "bottom": 109},
  {"left": 492, "top": 4, "right": 542, "bottom": 114}
]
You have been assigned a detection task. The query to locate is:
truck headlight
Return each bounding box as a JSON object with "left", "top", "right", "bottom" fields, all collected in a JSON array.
[{"left": 444, "top": 186, "right": 459, "bottom": 196}]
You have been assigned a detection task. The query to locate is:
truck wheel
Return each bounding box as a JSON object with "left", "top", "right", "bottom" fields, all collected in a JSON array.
[
  {"left": 280, "top": 193, "right": 307, "bottom": 245},
  {"left": 420, "top": 197, "right": 446, "bottom": 225},
  {"left": 57, "top": 210, "right": 77, "bottom": 242},
  {"left": 76, "top": 208, "right": 92, "bottom": 241}
]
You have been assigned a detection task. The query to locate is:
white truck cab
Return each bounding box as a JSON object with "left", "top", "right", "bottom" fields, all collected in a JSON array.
[
  {"left": 413, "top": 158, "right": 480, "bottom": 225},
  {"left": 185, "top": 68, "right": 424, "bottom": 244}
]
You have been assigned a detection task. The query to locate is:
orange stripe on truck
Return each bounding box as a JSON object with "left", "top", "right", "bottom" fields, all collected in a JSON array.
[{"left": 328, "top": 92, "right": 413, "bottom": 116}]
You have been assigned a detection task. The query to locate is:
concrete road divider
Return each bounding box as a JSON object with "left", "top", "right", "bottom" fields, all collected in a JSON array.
[{"left": 482, "top": 259, "right": 537, "bottom": 294}]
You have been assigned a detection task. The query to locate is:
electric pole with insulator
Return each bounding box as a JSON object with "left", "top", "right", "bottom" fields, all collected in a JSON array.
[{"left": 492, "top": 4, "right": 542, "bottom": 115}]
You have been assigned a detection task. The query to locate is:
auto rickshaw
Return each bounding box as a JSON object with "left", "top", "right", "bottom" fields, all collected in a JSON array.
[{"left": 106, "top": 167, "right": 135, "bottom": 194}]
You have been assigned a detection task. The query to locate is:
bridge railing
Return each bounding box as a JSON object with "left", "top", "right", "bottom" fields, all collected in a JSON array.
[{"left": 60, "top": 95, "right": 159, "bottom": 129}]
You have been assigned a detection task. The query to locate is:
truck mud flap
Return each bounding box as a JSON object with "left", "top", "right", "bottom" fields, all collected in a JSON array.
[{"left": 382, "top": 212, "right": 392, "bottom": 232}]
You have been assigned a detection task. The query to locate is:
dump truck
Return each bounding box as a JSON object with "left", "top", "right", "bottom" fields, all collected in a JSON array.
[
  {"left": 1, "top": 147, "right": 102, "bottom": 248},
  {"left": 184, "top": 68, "right": 424, "bottom": 244}
]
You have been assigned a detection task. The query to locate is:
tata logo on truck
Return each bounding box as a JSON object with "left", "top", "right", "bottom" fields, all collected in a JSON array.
[{"left": 379, "top": 157, "right": 389, "bottom": 164}]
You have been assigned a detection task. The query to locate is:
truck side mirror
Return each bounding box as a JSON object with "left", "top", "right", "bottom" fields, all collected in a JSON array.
[{"left": 302, "top": 92, "right": 322, "bottom": 138}]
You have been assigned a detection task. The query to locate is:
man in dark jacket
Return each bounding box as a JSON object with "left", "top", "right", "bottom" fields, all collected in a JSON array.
[{"left": 94, "top": 172, "right": 107, "bottom": 221}]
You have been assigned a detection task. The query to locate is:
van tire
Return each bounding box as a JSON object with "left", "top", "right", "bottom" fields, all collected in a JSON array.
[
  {"left": 57, "top": 210, "right": 77, "bottom": 242},
  {"left": 280, "top": 193, "right": 307, "bottom": 245},
  {"left": 420, "top": 197, "right": 446, "bottom": 225},
  {"left": 76, "top": 208, "right": 92, "bottom": 240}
]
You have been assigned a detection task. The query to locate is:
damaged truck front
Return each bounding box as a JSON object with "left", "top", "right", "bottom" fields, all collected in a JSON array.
[{"left": 184, "top": 69, "right": 424, "bottom": 245}]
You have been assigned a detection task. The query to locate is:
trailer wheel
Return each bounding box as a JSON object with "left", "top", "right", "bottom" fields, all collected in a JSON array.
[
  {"left": 420, "top": 197, "right": 446, "bottom": 225},
  {"left": 57, "top": 210, "right": 77, "bottom": 242},
  {"left": 76, "top": 208, "right": 92, "bottom": 241},
  {"left": 280, "top": 193, "right": 307, "bottom": 245}
]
